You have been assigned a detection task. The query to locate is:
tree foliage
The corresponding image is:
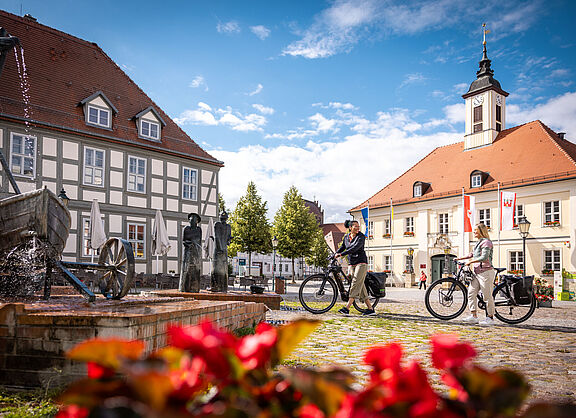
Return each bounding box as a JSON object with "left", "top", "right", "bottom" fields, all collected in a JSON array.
[
  {"left": 305, "top": 227, "right": 330, "bottom": 269},
  {"left": 273, "top": 186, "right": 318, "bottom": 279},
  {"left": 228, "top": 182, "right": 271, "bottom": 264},
  {"left": 218, "top": 192, "right": 230, "bottom": 215}
]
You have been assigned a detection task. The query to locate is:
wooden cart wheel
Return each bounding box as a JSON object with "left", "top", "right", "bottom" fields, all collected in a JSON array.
[{"left": 98, "top": 238, "right": 135, "bottom": 299}]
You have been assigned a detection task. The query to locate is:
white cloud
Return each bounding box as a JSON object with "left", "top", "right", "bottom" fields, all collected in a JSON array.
[
  {"left": 248, "top": 83, "right": 264, "bottom": 96},
  {"left": 175, "top": 102, "right": 268, "bottom": 132},
  {"left": 309, "top": 113, "right": 338, "bottom": 132},
  {"left": 189, "top": 75, "right": 208, "bottom": 91},
  {"left": 399, "top": 73, "right": 427, "bottom": 89},
  {"left": 253, "top": 104, "right": 275, "bottom": 115},
  {"left": 443, "top": 103, "right": 465, "bottom": 124},
  {"left": 507, "top": 91, "right": 576, "bottom": 135},
  {"left": 250, "top": 25, "right": 270, "bottom": 40},
  {"left": 217, "top": 21, "right": 241, "bottom": 34}
]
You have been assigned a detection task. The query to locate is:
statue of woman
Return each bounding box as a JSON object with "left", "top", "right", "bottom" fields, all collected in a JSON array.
[
  {"left": 180, "top": 213, "right": 202, "bottom": 293},
  {"left": 210, "top": 211, "right": 232, "bottom": 292}
]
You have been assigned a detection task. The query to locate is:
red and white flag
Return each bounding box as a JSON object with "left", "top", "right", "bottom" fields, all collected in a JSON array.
[
  {"left": 464, "top": 195, "right": 476, "bottom": 232},
  {"left": 500, "top": 191, "right": 516, "bottom": 231}
]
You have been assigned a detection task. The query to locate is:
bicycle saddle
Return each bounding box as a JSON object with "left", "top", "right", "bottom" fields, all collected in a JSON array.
[{"left": 494, "top": 267, "right": 506, "bottom": 274}]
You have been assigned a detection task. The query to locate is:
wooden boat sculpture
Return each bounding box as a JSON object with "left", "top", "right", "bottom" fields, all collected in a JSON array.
[{"left": 0, "top": 187, "right": 71, "bottom": 258}]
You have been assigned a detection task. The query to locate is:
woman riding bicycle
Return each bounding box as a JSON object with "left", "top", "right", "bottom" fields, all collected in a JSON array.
[
  {"left": 455, "top": 223, "right": 495, "bottom": 326},
  {"left": 335, "top": 220, "right": 376, "bottom": 316}
]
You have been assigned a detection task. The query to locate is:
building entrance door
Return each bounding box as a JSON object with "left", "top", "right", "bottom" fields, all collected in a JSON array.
[{"left": 431, "top": 254, "right": 456, "bottom": 282}]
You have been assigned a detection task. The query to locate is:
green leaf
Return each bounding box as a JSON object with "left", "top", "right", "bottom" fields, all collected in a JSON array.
[{"left": 272, "top": 319, "right": 321, "bottom": 366}]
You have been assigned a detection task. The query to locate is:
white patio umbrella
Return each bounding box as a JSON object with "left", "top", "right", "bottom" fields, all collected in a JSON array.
[
  {"left": 89, "top": 199, "right": 107, "bottom": 263},
  {"left": 203, "top": 217, "right": 215, "bottom": 274},
  {"left": 151, "top": 209, "right": 171, "bottom": 273}
]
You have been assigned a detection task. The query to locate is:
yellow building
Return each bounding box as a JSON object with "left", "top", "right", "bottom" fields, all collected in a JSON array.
[{"left": 350, "top": 43, "right": 575, "bottom": 291}]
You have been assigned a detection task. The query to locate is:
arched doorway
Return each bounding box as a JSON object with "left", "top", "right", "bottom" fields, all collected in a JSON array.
[{"left": 431, "top": 254, "right": 456, "bottom": 282}]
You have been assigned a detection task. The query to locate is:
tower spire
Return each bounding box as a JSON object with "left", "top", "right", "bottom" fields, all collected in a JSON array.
[{"left": 477, "top": 23, "right": 493, "bottom": 78}]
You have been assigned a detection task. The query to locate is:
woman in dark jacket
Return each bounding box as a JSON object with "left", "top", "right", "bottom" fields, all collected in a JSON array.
[{"left": 335, "top": 220, "right": 375, "bottom": 316}]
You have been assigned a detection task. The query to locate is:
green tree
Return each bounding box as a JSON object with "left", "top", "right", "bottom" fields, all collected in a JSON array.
[
  {"left": 305, "top": 227, "right": 330, "bottom": 269},
  {"left": 273, "top": 186, "right": 318, "bottom": 282},
  {"left": 218, "top": 192, "right": 230, "bottom": 215},
  {"left": 229, "top": 182, "right": 272, "bottom": 270}
]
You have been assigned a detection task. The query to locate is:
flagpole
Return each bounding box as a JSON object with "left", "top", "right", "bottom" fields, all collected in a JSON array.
[
  {"left": 366, "top": 202, "right": 370, "bottom": 263},
  {"left": 390, "top": 198, "right": 393, "bottom": 284},
  {"left": 497, "top": 182, "right": 501, "bottom": 268},
  {"left": 462, "top": 187, "right": 465, "bottom": 258}
]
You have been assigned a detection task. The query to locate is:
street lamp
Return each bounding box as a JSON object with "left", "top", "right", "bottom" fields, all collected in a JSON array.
[
  {"left": 407, "top": 247, "right": 414, "bottom": 273},
  {"left": 272, "top": 235, "right": 278, "bottom": 291},
  {"left": 58, "top": 188, "right": 70, "bottom": 208},
  {"left": 518, "top": 216, "right": 531, "bottom": 276},
  {"left": 443, "top": 245, "right": 451, "bottom": 275}
]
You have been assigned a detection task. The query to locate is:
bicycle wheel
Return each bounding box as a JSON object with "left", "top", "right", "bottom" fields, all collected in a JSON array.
[
  {"left": 299, "top": 274, "right": 338, "bottom": 314},
  {"left": 353, "top": 297, "right": 380, "bottom": 314},
  {"left": 425, "top": 278, "right": 468, "bottom": 320},
  {"left": 493, "top": 282, "right": 536, "bottom": 324}
]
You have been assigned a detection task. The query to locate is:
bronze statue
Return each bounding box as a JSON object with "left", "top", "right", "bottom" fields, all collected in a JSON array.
[
  {"left": 180, "top": 213, "right": 202, "bottom": 293},
  {"left": 210, "top": 211, "right": 232, "bottom": 292}
]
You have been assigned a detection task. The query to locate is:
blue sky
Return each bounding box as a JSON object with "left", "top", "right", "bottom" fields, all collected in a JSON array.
[{"left": 3, "top": 0, "right": 576, "bottom": 222}]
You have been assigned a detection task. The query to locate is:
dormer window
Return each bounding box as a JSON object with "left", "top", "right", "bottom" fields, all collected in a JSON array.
[
  {"left": 140, "top": 119, "right": 159, "bottom": 140},
  {"left": 470, "top": 170, "right": 488, "bottom": 188},
  {"left": 413, "top": 181, "right": 430, "bottom": 198},
  {"left": 80, "top": 91, "right": 118, "bottom": 130},
  {"left": 134, "top": 107, "right": 166, "bottom": 141}
]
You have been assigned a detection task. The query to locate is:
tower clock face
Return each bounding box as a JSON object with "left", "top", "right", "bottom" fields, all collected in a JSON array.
[
  {"left": 496, "top": 95, "right": 502, "bottom": 105},
  {"left": 472, "top": 95, "right": 484, "bottom": 106}
]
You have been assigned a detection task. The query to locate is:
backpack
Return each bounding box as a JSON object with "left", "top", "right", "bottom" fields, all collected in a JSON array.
[
  {"left": 508, "top": 275, "right": 534, "bottom": 305},
  {"left": 365, "top": 272, "right": 387, "bottom": 298}
]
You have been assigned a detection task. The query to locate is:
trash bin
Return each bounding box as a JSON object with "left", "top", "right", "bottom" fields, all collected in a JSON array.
[{"left": 275, "top": 276, "right": 285, "bottom": 294}]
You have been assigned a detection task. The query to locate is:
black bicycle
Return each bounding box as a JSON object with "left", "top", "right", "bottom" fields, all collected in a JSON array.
[
  {"left": 299, "top": 255, "right": 385, "bottom": 314},
  {"left": 425, "top": 261, "right": 537, "bottom": 324}
]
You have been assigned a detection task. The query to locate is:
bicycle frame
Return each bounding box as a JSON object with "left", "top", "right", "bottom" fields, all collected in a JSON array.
[{"left": 322, "top": 258, "right": 350, "bottom": 300}]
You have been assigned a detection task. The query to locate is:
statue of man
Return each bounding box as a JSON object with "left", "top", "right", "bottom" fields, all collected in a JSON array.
[
  {"left": 180, "top": 213, "right": 202, "bottom": 293},
  {"left": 210, "top": 211, "right": 232, "bottom": 292}
]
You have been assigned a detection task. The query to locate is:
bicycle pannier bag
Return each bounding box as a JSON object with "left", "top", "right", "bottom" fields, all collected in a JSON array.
[
  {"left": 512, "top": 275, "right": 533, "bottom": 305},
  {"left": 365, "top": 272, "right": 387, "bottom": 297}
]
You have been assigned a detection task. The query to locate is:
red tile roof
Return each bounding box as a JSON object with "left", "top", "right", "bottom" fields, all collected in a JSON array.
[
  {"left": 351, "top": 120, "right": 576, "bottom": 211},
  {"left": 0, "top": 11, "right": 222, "bottom": 166}
]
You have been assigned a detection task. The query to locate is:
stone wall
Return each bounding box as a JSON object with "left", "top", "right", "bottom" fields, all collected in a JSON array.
[{"left": 0, "top": 297, "right": 267, "bottom": 389}]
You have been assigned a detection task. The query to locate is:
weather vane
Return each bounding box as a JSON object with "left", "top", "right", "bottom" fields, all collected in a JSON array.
[{"left": 482, "top": 23, "right": 490, "bottom": 45}]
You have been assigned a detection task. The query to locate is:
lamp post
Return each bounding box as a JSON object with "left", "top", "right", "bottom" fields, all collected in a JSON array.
[
  {"left": 272, "top": 235, "right": 278, "bottom": 291},
  {"left": 518, "top": 216, "right": 531, "bottom": 276},
  {"left": 443, "top": 245, "right": 451, "bottom": 275},
  {"left": 407, "top": 247, "right": 414, "bottom": 286},
  {"left": 58, "top": 188, "right": 70, "bottom": 208}
]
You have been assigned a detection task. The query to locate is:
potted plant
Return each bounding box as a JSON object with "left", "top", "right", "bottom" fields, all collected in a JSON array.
[
  {"left": 534, "top": 277, "right": 554, "bottom": 307},
  {"left": 382, "top": 233, "right": 391, "bottom": 238},
  {"left": 508, "top": 269, "right": 523, "bottom": 276},
  {"left": 541, "top": 268, "right": 555, "bottom": 276},
  {"left": 543, "top": 220, "right": 560, "bottom": 227},
  {"left": 404, "top": 231, "right": 414, "bottom": 237}
]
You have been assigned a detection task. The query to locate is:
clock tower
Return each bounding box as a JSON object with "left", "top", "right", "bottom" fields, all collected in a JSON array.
[{"left": 462, "top": 27, "right": 509, "bottom": 150}]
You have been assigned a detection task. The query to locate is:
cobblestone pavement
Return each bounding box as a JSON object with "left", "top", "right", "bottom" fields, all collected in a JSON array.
[{"left": 268, "top": 286, "right": 576, "bottom": 406}]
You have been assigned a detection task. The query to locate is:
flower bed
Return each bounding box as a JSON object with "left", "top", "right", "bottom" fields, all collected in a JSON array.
[
  {"left": 534, "top": 277, "right": 554, "bottom": 303},
  {"left": 55, "top": 319, "right": 573, "bottom": 417}
]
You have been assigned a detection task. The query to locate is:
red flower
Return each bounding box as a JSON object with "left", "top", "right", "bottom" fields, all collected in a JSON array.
[
  {"left": 236, "top": 322, "right": 277, "bottom": 370},
  {"left": 364, "top": 342, "right": 403, "bottom": 381},
  {"left": 168, "top": 321, "right": 237, "bottom": 379},
  {"left": 430, "top": 334, "right": 476, "bottom": 370},
  {"left": 298, "top": 403, "right": 326, "bottom": 418},
  {"left": 55, "top": 405, "right": 90, "bottom": 418},
  {"left": 169, "top": 356, "right": 207, "bottom": 400},
  {"left": 86, "top": 362, "right": 115, "bottom": 379}
]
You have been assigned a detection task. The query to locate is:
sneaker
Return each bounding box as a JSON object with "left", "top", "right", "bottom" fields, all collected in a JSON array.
[
  {"left": 461, "top": 315, "right": 479, "bottom": 324},
  {"left": 362, "top": 309, "right": 377, "bottom": 316},
  {"left": 337, "top": 307, "right": 350, "bottom": 315},
  {"left": 479, "top": 317, "right": 495, "bottom": 326}
]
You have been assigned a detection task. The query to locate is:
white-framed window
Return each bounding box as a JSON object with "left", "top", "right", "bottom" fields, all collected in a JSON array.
[
  {"left": 384, "top": 219, "right": 391, "bottom": 236},
  {"left": 413, "top": 184, "right": 422, "bottom": 197},
  {"left": 128, "top": 156, "right": 146, "bottom": 193},
  {"left": 367, "top": 221, "right": 374, "bottom": 238},
  {"left": 439, "top": 213, "right": 449, "bottom": 234},
  {"left": 405, "top": 217, "right": 414, "bottom": 233},
  {"left": 127, "top": 223, "right": 145, "bottom": 259},
  {"left": 87, "top": 104, "right": 111, "bottom": 128},
  {"left": 514, "top": 204, "right": 524, "bottom": 229},
  {"left": 471, "top": 174, "right": 482, "bottom": 188},
  {"left": 404, "top": 255, "right": 413, "bottom": 273},
  {"left": 84, "top": 147, "right": 105, "bottom": 186},
  {"left": 543, "top": 201, "right": 560, "bottom": 226},
  {"left": 368, "top": 255, "right": 374, "bottom": 271},
  {"left": 82, "top": 217, "right": 104, "bottom": 257},
  {"left": 182, "top": 167, "right": 198, "bottom": 200},
  {"left": 509, "top": 251, "right": 524, "bottom": 273},
  {"left": 10, "top": 132, "right": 36, "bottom": 177},
  {"left": 383, "top": 255, "right": 392, "bottom": 272},
  {"left": 543, "top": 249, "right": 561, "bottom": 271},
  {"left": 140, "top": 119, "right": 160, "bottom": 140},
  {"left": 478, "top": 208, "right": 491, "bottom": 229}
]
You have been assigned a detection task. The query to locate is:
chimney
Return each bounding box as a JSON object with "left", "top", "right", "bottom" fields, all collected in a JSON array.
[
  {"left": 23, "top": 14, "right": 37, "bottom": 22},
  {"left": 558, "top": 132, "right": 566, "bottom": 140}
]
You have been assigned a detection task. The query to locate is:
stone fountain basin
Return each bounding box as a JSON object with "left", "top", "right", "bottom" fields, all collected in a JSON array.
[{"left": 0, "top": 292, "right": 267, "bottom": 389}]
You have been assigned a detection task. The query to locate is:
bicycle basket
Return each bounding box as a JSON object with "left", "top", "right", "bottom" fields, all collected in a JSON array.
[
  {"left": 365, "top": 272, "right": 387, "bottom": 297},
  {"left": 510, "top": 275, "right": 534, "bottom": 305}
]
